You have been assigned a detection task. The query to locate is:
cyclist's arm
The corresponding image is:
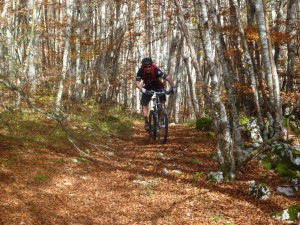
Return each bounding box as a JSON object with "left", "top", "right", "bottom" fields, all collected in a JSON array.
[
  {"left": 136, "top": 80, "right": 144, "bottom": 91},
  {"left": 136, "top": 69, "right": 144, "bottom": 91},
  {"left": 164, "top": 75, "right": 174, "bottom": 88}
]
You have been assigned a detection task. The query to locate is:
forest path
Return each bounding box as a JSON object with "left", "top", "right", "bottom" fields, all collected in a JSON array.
[{"left": 0, "top": 122, "right": 296, "bottom": 225}]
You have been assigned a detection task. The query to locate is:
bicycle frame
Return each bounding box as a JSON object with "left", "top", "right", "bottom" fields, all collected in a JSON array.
[
  {"left": 146, "top": 90, "right": 169, "bottom": 144},
  {"left": 150, "top": 90, "right": 164, "bottom": 112}
]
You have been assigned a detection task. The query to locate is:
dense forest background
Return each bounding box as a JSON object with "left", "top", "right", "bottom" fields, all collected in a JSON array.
[
  {"left": 0, "top": 0, "right": 299, "bottom": 179},
  {"left": 1, "top": 1, "right": 300, "bottom": 224}
]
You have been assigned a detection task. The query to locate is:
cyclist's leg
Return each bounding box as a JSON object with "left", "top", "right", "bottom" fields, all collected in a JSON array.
[
  {"left": 140, "top": 93, "right": 152, "bottom": 130},
  {"left": 142, "top": 105, "right": 148, "bottom": 122}
]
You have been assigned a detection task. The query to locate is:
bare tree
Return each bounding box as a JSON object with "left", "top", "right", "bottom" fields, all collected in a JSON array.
[
  {"left": 56, "top": 0, "right": 73, "bottom": 111},
  {"left": 255, "top": 0, "right": 284, "bottom": 138}
]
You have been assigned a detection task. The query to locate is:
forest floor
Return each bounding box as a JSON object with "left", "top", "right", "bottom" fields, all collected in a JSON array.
[{"left": 0, "top": 120, "right": 299, "bottom": 225}]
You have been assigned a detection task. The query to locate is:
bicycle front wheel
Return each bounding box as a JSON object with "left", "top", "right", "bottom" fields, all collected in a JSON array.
[
  {"left": 148, "top": 110, "right": 157, "bottom": 141},
  {"left": 157, "top": 109, "right": 168, "bottom": 144}
]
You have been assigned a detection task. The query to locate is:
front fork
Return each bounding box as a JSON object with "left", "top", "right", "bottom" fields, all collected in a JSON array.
[{"left": 155, "top": 113, "right": 160, "bottom": 133}]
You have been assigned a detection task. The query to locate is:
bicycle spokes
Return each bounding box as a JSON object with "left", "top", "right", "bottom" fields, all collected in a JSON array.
[{"left": 157, "top": 110, "right": 168, "bottom": 144}]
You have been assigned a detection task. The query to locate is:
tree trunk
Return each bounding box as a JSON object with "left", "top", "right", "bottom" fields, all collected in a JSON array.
[
  {"left": 286, "top": 0, "right": 296, "bottom": 92},
  {"left": 199, "top": 0, "right": 236, "bottom": 180},
  {"left": 211, "top": 0, "right": 245, "bottom": 163},
  {"left": 183, "top": 56, "right": 200, "bottom": 119},
  {"left": 56, "top": 1, "right": 72, "bottom": 112},
  {"left": 255, "top": 0, "right": 284, "bottom": 138},
  {"left": 231, "top": 0, "right": 267, "bottom": 141}
]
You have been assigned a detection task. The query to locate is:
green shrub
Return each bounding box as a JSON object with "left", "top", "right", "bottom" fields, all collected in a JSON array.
[
  {"left": 206, "top": 131, "right": 215, "bottom": 137},
  {"left": 34, "top": 173, "right": 49, "bottom": 181},
  {"left": 261, "top": 157, "right": 273, "bottom": 170},
  {"left": 195, "top": 117, "right": 213, "bottom": 131},
  {"left": 239, "top": 114, "right": 250, "bottom": 126}
]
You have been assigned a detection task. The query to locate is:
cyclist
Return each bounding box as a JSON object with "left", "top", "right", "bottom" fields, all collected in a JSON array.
[{"left": 136, "top": 57, "right": 176, "bottom": 131}]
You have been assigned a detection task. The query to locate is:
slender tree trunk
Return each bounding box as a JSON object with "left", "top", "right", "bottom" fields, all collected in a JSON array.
[
  {"left": 231, "top": 0, "right": 267, "bottom": 142},
  {"left": 199, "top": 0, "right": 236, "bottom": 179},
  {"left": 173, "top": 37, "right": 184, "bottom": 123},
  {"left": 210, "top": 0, "right": 245, "bottom": 163},
  {"left": 255, "top": 0, "right": 284, "bottom": 138},
  {"left": 286, "top": 0, "right": 296, "bottom": 92},
  {"left": 173, "top": 0, "right": 209, "bottom": 101},
  {"left": 183, "top": 56, "right": 200, "bottom": 118},
  {"left": 273, "top": 0, "right": 284, "bottom": 67},
  {"left": 167, "top": 29, "right": 181, "bottom": 122},
  {"left": 297, "top": 1, "right": 300, "bottom": 57},
  {"left": 254, "top": 0, "right": 275, "bottom": 110},
  {"left": 56, "top": 1, "right": 72, "bottom": 112},
  {"left": 24, "top": 0, "right": 39, "bottom": 93}
]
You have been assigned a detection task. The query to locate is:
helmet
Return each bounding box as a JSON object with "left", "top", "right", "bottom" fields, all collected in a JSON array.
[{"left": 141, "top": 57, "right": 153, "bottom": 65}]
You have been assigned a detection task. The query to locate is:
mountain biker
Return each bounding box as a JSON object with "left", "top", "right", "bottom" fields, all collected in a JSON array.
[{"left": 136, "top": 57, "right": 176, "bottom": 131}]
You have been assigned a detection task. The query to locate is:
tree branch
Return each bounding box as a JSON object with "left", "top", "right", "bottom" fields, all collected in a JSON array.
[
  {"left": 0, "top": 78, "right": 62, "bottom": 121},
  {"left": 239, "top": 136, "right": 279, "bottom": 166}
]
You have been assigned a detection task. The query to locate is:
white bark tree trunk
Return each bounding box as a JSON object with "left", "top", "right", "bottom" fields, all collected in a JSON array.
[
  {"left": 286, "top": 0, "right": 296, "bottom": 91},
  {"left": 199, "top": 0, "right": 236, "bottom": 179},
  {"left": 210, "top": 0, "right": 245, "bottom": 163},
  {"left": 231, "top": 0, "right": 267, "bottom": 141},
  {"left": 56, "top": 0, "right": 73, "bottom": 112},
  {"left": 255, "top": 0, "right": 284, "bottom": 137}
]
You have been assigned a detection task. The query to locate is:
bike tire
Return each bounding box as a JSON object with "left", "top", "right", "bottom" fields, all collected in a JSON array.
[
  {"left": 157, "top": 109, "right": 168, "bottom": 144},
  {"left": 149, "top": 110, "right": 157, "bottom": 141}
]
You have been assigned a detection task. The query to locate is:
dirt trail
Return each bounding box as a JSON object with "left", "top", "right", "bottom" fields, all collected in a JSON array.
[{"left": 0, "top": 122, "right": 298, "bottom": 225}]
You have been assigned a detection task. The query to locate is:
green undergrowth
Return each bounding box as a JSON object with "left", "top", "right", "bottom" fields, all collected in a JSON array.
[{"left": 0, "top": 104, "right": 136, "bottom": 152}]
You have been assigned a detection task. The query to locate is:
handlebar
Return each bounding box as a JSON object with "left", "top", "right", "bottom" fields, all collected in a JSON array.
[{"left": 145, "top": 90, "right": 171, "bottom": 95}]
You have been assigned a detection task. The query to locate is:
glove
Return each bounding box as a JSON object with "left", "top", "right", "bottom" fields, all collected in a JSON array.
[
  {"left": 169, "top": 87, "right": 177, "bottom": 94},
  {"left": 141, "top": 88, "right": 146, "bottom": 93}
]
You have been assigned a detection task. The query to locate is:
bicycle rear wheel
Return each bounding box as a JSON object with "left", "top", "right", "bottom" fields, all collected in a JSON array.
[
  {"left": 148, "top": 110, "right": 157, "bottom": 141},
  {"left": 157, "top": 109, "right": 168, "bottom": 144}
]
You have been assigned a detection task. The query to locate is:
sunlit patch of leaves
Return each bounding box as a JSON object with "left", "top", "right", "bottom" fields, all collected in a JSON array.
[{"left": 72, "top": 157, "right": 89, "bottom": 163}]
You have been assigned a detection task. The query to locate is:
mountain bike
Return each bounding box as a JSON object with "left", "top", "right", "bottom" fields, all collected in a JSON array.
[{"left": 146, "top": 90, "right": 171, "bottom": 144}]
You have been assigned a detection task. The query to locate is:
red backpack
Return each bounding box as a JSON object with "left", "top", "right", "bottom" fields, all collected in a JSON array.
[{"left": 142, "top": 64, "right": 165, "bottom": 87}]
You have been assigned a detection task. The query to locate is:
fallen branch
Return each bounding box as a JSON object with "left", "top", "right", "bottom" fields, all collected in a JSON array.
[
  {"left": 0, "top": 78, "right": 82, "bottom": 155},
  {"left": 90, "top": 143, "right": 117, "bottom": 152},
  {"left": 68, "top": 136, "right": 89, "bottom": 156},
  {"left": 239, "top": 136, "right": 278, "bottom": 166},
  {"left": 0, "top": 113, "right": 15, "bottom": 135},
  {"left": 0, "top": 78, "right": 118, "bottom": 164},
  {"left": 0, "top": 78, "right": 68, "bottom": 124},
  {"left": 89, "top": 143, "right": 116, "bottom": 162}
]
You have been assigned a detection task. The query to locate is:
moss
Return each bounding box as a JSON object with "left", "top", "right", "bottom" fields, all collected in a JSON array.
[
  {"left": 206, "top": 131, "right": 215, "bottom": 137},
  {"left": 287, "top": 205, "right": 300, "bottom": 221},
  {"left": 34, "top": 173, "right": 49, "bottom": 181},
  {"left": 275, "top": 163, "right": 296, "bottom": 178},
  {"left": 239, "top": 114, "right": 250, "bottom": 126},
  {"left": 261, "top": 158, "right": 273, "bottom": 170}
]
